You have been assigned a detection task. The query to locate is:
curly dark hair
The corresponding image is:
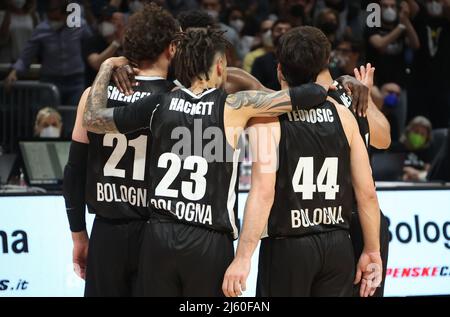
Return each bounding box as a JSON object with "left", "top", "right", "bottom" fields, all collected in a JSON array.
[
  {"left": 177, "top": 10, "right": 218, "bottom": 31},
  {"left": 123, "top": 3, "right": 179, "bottom": 64},
  {"left": 277, "top": 26, "right": 331, "bottom": 87},
  {"left": 172, "top": 28, "right": 230, "bottom": 88}
]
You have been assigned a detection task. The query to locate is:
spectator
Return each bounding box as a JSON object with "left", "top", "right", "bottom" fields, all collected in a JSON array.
[
  {"left": 366, "top": 0, "right": 420, "bottom": 86},
  {"left": 226, "top": 6, "right": 255, "bottom": 58},
  {"left": 33, "top": 107, "right": 63, "bottom": 138},
  {"left": 276, "top": 0, "right": 316, "bottom": 26},
  {"left": 380, "top": 82, "right": 403, "bottom": 141},
  {"left": 177, "top": 9, "right": 216, "bottom": 30},
  {"left": 315, "top": 0, "right": 365, "bottom": 40},
  {"left": 242, "top": 18, "right": 274, "bottom": 73},
  {"left": 329, "top": 35, "right": 363, "bottom": 78},
  {"left": 251, "top": 19, "right": 292, "bottom": 90},
  {"left": 82, "top": 5, "right": 125, "bottom": 86},
  {"left": 315, "top": 7, "right": 340, "bottom": 46},
  {"left": 4, "top": 0, "right": 92, "bottom": 105},
  {"left": 391, "top": 116, "right": 434, "bottom": 181},
  {"left": 408, "top": 0, "right": 450, "bottom": 129},
  {"left": 199, "top": 0, "right": 244, "bottom": 60},
  {"left": 366, "top": 0, "right": 420, "bottom": 137},
  {"left": 163, "top": 0, "right": 199, "bottom": 16},
  {"left": 0, "top": 0, "right": 39, "bottom": 63}
]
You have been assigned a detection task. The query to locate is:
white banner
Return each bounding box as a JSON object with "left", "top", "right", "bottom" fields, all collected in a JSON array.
[{"left": 0, "top": 190, "right": 449, "bottom": 297}]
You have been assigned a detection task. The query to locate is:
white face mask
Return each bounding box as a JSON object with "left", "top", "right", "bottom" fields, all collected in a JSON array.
[
  {"left": 205, "top": 9, "right": 219, "bottom": 20},
  {"left": 99, "top": 21, "right": 116, "bottom": 38},
  {"left": 40, "top": 126, "right": 60, "bottom": 138},
  {"left": 12, "top": 0, "right": 27, "bottom": 9},
  {"left": 129, "top": 0, "right": 144, "bottom": 14},
  {"left": 426, "top": 1, "right": 443, "bottom": 16},
  {"left": 382, "top": 7, "right": 397, "bottom": 23},
  {"left": 230, "top": 19, "right": 245, "bottom": 33},
  {"left": 262, "top": 30, "right": 273, "bottom": 47}
]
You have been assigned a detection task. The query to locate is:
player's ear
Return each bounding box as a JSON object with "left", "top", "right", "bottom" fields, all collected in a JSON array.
[
  {"left": 277, "top": 63, "right": 286, "bottom": 84},
  {"left": 169, "top": 42, "right": 177, "bottom": 59},
  {"left": 216, "top": 56, "right": 224, "bottom": 77}
]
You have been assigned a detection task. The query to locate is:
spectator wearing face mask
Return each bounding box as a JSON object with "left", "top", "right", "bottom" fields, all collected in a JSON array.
[
  {"left": 315, "top": 8, "right": 341, "bottom": 46},
  {"left": 391, "top": 116, "right": 434, "bottom": 181},
  {"left": 243, "top": 18, "right": 274, "bottom": 73},
  {"left": 276, "top": 0, "right": 315, "bottom": 26},
  {"left": 200, "top": 0, "right": 244, "bottom": 60},
  {"left": 33, "top": 107, "right": 63, "bottom": 138},
  {"left": 3, "top": 0, "right": 92, "bottom": 105},
  {"left": 82, "top": 5, "right": 125, "bottom": 86},
  {"left": 0, "top": 0, "right": 39, "bottom": 63},
  {"left": 227, "top": 6, "right": 259, "bottom": 60},
  {"left": 329, "top": 35, "right": 363, "bottom": 78},
  {"left": 408, "top": 0, "right": 450, "bottom": 129},
  {"left": 315, "top": 0, "right": 365, "bottom": 40},
  {"left": 366, "top": 0, "right": 420, "bottom": 138},
  {"left": 366, "top": 0, "right": 420, "bottom": 88},
  {"left": 380, "top": 82, "right": 403, "bottom": 141},
  {"left": 251, "top": 19, "right": 292, "bottom": 90}
]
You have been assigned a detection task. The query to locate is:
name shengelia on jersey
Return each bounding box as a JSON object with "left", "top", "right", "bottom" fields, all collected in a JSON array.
[{"left": 107, "top": 85, "right": 152, "bottom": 103}]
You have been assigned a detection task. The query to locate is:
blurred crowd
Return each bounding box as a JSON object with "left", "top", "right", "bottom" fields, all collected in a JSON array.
[{"left": 0, "top": 0, "right": 449, "bottom": 182}]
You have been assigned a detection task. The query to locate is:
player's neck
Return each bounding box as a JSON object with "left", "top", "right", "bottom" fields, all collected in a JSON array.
[
  {"left": 189, "top": 79, "right": 219, "bottom": 95},
  {"left": 316, "top": 69, "right": 334, "bottom": 86},
  {"left": 136, "top": 60, "right": 168, "bottom": 79}
]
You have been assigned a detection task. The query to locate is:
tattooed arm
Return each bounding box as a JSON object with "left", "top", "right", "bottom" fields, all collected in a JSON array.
[
  {"left": 83, "top": 58, "right": 129, "bottom": 134},
  {"left": 225, "top": 82, "right": 327, "bottom": 120}
]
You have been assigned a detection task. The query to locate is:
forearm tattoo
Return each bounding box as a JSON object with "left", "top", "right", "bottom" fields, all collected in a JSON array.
[
  {"left": 83, "top": 63, "right": 118, "bottom": 134},
  {"left": 226, "top": 90, "right": 292, "bottom": 116}
]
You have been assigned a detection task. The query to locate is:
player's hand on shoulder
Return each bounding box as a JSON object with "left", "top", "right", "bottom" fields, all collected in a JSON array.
[
  {"left": 104, "top": 56, "right": 130, "bottom": 69},
  {"left": 337, "top": 73, "right": 369, "bottom": 117},
  {"left": 112, "top": 64, "right": 140, "bottom": 96},
  {"left": 222, "top": 257, "right": 251, "bottom": 297}
]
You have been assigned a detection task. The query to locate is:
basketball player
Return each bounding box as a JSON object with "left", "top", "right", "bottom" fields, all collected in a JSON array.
[
  {"left": 327, "top": 65, "right": 391, "bottom": 297},
  {"left": 82, "top": 28, "right": 329, "bottom": 296},
  {"left": 63, "top": 3, "right": 179, "bottom": 296},
  {"left": 222, "top": 26, "right": 382, "bottom": 297}
]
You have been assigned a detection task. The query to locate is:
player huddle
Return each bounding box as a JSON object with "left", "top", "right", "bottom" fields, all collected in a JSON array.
[{"left": 64, "top": 3, "right": 390, "bottom": 297}]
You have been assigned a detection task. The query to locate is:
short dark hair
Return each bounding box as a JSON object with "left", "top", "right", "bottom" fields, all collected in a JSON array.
[
  {"left": 177, "top": 10, "right": 218, "bottom": 30},
  {"left": 123, "top": 3, "right": 178, "bottom": 64},
  {"left": 173, "top": 28, "right": 230, "bottom": 87},
  {"left": 277, "top": 26, "right": 331, "bottom": 86},
  {"left": 272, "top": 18, "right": 292, "bottom": 32}
]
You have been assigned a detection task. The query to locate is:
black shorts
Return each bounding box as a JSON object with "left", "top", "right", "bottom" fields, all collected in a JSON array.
[
  {"left": 84, "top": 216, "right": 145, "bottom": 297},
  {"left": 257, "top": 230, "right": 355, "bottom": 297},
  {"left": 137, "top": 217, "right": 234, "bottom": 297},
  {"left": 350, "top": 210, "right": 389, "bottom": 297}
]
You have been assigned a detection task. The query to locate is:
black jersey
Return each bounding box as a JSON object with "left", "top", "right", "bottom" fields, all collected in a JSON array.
[
  {"left": 85, "top": 77, "right": 175, "bottom": 220},
  {"left": 328, "top": 80, "right": 370, "bottom": 149},
  {"left": 267, "top": 101, "right": 353, "bottom": 237},
  {"left": 114, "top": 87, "right": 240, "bottom": 238}
]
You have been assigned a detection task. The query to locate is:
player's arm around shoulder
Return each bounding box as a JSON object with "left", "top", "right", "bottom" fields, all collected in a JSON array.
[{"left": 83, "top": 58, "right": 129, "bottom": 134}]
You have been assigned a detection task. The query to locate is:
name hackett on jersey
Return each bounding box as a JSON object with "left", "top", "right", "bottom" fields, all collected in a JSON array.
[{"left": 169, "top": 97, "right": 214, "bottom": 116}]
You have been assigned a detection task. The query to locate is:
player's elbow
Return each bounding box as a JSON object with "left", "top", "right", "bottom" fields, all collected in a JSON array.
[
  {"left": 250, "top": 182, "right": 275, "bottom": 205},
  {"left": 372, "top": 132, "right": 391, "bottom": 150},
  {"left": 356, "top": 184, "right": 378, "bottom": 206}
]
